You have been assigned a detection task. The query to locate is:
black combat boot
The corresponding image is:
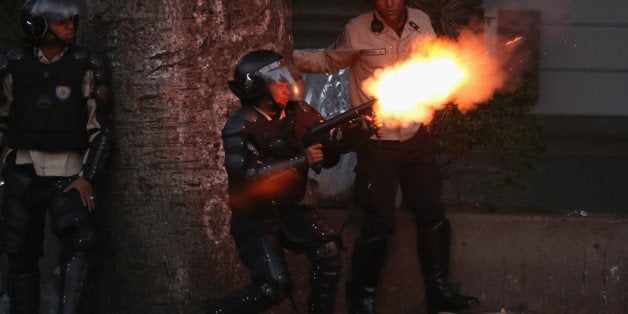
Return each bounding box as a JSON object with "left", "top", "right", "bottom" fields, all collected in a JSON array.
[
  {"left": 58, "top": 252, "right": 93, "bottom": 314},
  {"left": 8, "top": 270, "right": 40, "bottom": 314},
  {"left": 308, "top": 240, "right": 342, "bottom": 314},
  {"left": 418, "top": 220, "right": 479, "bottom": 314},
  {"left": 193, "top": 282, "right": 286, "bottom": 314},
  {"left": 346, "top": 281, "right": 376, "bottom": 314},
  {"left": 345, "top": 236, "right": 387, "bottom": 314}
]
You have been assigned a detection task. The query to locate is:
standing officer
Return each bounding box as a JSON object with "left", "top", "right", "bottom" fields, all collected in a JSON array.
[
  {"left": 0, "top": 0, "right": 112, "bottom": 313},
  {"left": 293, "top": 0, "right": 479, "bottom": 313}
]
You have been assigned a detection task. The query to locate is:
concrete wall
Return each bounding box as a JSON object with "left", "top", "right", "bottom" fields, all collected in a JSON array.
[{"left": 450, "top": 211, "right": 627, "bottom": 314}]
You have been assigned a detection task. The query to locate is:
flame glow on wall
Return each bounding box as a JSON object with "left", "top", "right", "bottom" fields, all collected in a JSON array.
[{"left": 363, "top": 31, "right": 508, "bottom": 128}]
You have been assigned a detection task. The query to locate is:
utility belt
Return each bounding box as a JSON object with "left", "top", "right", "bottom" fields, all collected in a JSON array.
[{"left": 2, "top": 162, "right": 77, "bottom": 191}]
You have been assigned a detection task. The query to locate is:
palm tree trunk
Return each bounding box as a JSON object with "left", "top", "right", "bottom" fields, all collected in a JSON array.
[{"left": 80, "top": 1, "right": 293, "bottom": 312}]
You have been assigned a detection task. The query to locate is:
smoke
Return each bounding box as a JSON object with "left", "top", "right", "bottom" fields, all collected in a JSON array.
[{"left": 442, "top": 30, "right": 508, "bottom": 111}]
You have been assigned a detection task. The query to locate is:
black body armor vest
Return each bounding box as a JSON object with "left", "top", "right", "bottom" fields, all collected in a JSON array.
[
  {"left": 8, "top": 46, "right": 90, "bottom": 151},
  {"left": 227, "top": 103, "right": 307, "bottom": 212}
]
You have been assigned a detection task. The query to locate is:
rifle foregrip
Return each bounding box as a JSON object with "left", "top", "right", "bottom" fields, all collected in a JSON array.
[
  {"left": 302, "top": 99, "right": 377, "bottom": 172},
  {"left": 308, "top": 99, "right": 376, "bottom": 136}
]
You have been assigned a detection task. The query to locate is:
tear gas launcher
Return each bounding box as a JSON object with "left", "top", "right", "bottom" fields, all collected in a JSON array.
[{"left": 301, "top": 98, "right": 377, "bottom": 173}]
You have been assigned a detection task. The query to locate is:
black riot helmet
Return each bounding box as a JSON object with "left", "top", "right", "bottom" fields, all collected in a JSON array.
[
  {"left": 228, "top": 50, "right": 305, "bottom": 106},
  {"left": 21, "top": 0, "right": 80, "bottom": 46}
]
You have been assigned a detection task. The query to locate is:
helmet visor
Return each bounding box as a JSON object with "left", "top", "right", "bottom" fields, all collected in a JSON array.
[
  {"left": 255, "top": 59, "right": 305, "bottom": 103},
  {"left": 31, "top": 0, "right": 80, "bottom": 22}
]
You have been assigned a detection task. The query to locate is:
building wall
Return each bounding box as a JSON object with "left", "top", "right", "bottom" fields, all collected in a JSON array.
[{"left": 485, "top": 0, "right": 628, "bottom": 116}]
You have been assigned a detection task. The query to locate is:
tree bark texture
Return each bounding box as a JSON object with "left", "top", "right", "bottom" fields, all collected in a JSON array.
[{"left": 79, "top": 1, "right": 293, "bottom": 312}]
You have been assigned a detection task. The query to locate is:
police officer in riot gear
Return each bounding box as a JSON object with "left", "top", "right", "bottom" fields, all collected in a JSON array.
[
  {"left": 194, "top": 50, "right": 375, "bottom": 314},
  {"left": 0, "top": 0, "right": 112, "bottom": 313}
]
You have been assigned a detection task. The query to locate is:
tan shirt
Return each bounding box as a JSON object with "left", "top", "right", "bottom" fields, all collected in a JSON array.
[
  {"left": 0, "top": 47, "right": 99, "bottom": 177},
  {"left": 293, "top": 7, "right": 435, "bottom": 141}
]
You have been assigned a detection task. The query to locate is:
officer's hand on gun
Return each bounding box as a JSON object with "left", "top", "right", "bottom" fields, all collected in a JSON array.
[
  {"left": 304, "top": 143, "right": 324, "bottom": 166},
  {"left": 364, "top": 111, "right": 383, "bottom": 138}
]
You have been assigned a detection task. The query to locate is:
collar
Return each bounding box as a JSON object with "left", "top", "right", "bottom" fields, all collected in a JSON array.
[
  {"left": 34, "top": 46, "right": 68, "bottom": 64},
  {"left": 253, "top": 106, "right": 285, "bottom": 121},
  {"left": 373, "top": 7, "right": 421, "bottom": 36}
]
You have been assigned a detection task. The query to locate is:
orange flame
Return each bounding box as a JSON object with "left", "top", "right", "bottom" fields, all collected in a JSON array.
[{"left": 364, "top": 32, "right": 507, "bottom": 127}]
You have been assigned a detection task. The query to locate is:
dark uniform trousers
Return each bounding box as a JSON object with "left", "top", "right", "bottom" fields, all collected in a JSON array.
[
  {"left": 0, "top": 163, "right": 97, "bottom": 314},
  {"left": 354, "top": 125, "right": 445, "bottom": 236},
  {"left": 347, "top": 126, "right": 445, "bottom": 309}
]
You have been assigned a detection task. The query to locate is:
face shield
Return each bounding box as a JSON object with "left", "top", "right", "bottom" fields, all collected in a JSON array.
[
  {"left": 254, "top": 59, "right": 305, "bottom": 103},
  {"left": 30, "top": 0, "right": 80, "bottom": 22}
]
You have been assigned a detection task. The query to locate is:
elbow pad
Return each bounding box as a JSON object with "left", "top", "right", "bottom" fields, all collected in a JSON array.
[
  {"left": 82, "top": 127, "right": 113, "bottom": 182},
  {"left": 89, "top": 54, "right": 112, "bottom": 109}
]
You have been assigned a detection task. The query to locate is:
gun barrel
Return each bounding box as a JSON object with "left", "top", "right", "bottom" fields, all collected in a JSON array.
[{"left": 309, "top": 99, "right": 376, "bottom": 135}]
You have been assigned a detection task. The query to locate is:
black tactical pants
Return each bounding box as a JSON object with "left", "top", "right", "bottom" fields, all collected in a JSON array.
[
  {"left": 0, "top": 163, "right": 98, "bottom": 314},
  {"left": 218, "top": 205, "right": 342, "bottom": 314}
]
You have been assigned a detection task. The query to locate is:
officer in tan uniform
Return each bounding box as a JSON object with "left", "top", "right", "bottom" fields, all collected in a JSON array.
[
  {"left": 0, "top": 1, "right": 112, "bottom": 313},
  {"left": 293, "top": 0, "right": 479, "bottom": 313}
]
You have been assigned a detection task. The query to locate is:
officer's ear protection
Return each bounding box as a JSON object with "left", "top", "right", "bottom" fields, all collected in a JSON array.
[{"left": 371, "top": 12, "right": 383, "bottom": 33}]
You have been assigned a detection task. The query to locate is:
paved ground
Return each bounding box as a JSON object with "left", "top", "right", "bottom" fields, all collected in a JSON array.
[{"left": 257, "top": 209, "right": 627, "bottom": 314}]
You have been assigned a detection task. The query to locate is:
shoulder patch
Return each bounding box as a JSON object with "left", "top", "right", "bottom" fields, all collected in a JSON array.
[
  {"left": 90, "top": 55, "right": 105, "bottom": 68},
  {"left": 72, "top": 48, "right": 89, "bottom": 61}
]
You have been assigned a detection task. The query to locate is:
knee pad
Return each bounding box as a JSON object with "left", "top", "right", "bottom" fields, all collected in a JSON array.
[
  {"left": 309, "top": 239, "right": 342, "bottom": 270},
  {"left": 58, "top": 229, "right": 98, "bottom": 266},
  {"left": 73, "top": 227, "right": 99, "bottom": 251},
  {"left": 52, "top": 211, "right": 86, "bottom": 235},
  {"left": 53, "top": 212, "right": 99, "bottom": 252},
  {"left": 283, "top": 209, "right": 338, "bottom": 244}
]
